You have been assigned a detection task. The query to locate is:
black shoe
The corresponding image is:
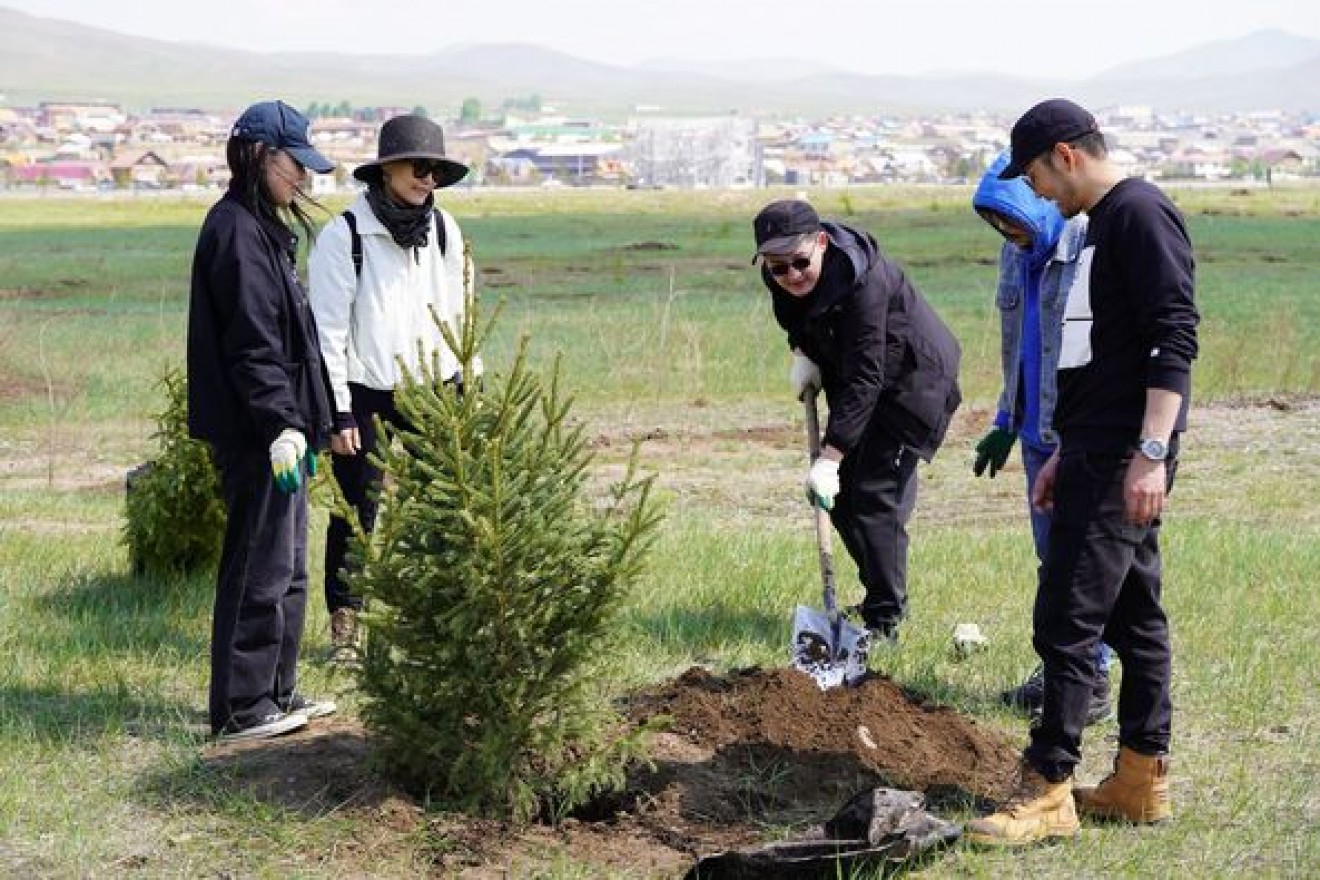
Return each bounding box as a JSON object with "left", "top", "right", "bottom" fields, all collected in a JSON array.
[
  {"left": 844, "top": 605, "right": 899, "bottom": 646},
  {"left": 867, "top": 623, "right": 899, "bottom": 647},
  {"left": 1001, "top": 664, "right": 1114, "bottom": 726},
  {"left": 1085, "top": 669, "right": 1115, "bottom": 727},
  {"left": 1001, "top": 665, "right": 1044, "bottom": 716},
  {"left": 216, "top": 711, "right": 307, "bottom": 743},
  {"left": 283, "top": 694, "right": 338, "bottom": 720}
]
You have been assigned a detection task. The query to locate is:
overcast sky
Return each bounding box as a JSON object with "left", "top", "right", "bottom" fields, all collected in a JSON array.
[{"left": 6, "top": 0, "right": 1319, "bottom": 79}]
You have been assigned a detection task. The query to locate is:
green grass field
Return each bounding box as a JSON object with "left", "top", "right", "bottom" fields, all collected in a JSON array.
[{"left": 1, "top": 185, "right": 1318, "bottom": 877}]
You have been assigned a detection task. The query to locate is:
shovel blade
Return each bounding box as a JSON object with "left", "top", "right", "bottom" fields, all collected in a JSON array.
[{"left": 791, "top": 604, "right": 871, "bottom": 689}]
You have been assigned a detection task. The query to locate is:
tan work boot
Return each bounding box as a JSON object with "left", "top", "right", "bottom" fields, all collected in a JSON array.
[
  {"left": 1074, "top": 747, "right": 1171, "bottom": 823},
  {"left": 965, "top": 762, "right": 1079, "bottom": 847},
  {"left": 329, "top": 607, "right": 360, "bottom": 665}
]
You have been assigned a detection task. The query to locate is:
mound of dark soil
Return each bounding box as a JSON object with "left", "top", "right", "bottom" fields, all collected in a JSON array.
[
  {"left": 201, "top": 666, "right": 1018, "bottom": 878},
  {"left": 626, "top": 665, "right": 1016, "bottom": 803}
]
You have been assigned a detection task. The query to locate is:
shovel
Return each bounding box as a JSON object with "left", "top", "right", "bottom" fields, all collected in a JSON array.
[{"left": 791, "top": 389, "right": 871, "bottom": 689}]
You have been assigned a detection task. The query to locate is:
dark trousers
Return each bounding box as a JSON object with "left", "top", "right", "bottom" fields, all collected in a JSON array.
[
  {"left": 1025, "top": 449, "right": 1176, "bottom": 780},
  {"left": 210, "top": 444, "right": 308, "bottom": 734},
  {"left": 1023, "top": 441, "right": 1113, "bottom": 676},
  {"left": 830, "top": 431, "right": 920, "bottom": 629},
  {"left": 324, "top": 383, "right": 407, "bottom": 613}
]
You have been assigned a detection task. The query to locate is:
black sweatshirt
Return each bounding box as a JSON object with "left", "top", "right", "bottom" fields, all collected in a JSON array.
[{"left": 1054, "top": 178, "right": 1200, "bottom": 451}]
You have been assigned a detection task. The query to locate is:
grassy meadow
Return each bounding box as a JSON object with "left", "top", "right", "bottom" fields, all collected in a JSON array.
[{"left": 1, "top": 184, "right": 1318, "bottom": 877}]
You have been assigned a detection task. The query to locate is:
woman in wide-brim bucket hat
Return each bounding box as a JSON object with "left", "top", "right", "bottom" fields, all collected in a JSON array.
[
  {"left": 308, "top": 113, "right": 476, "bottom": 659},
  {"left": 353, "top": 115, "right": 469, "bottom": 188}
]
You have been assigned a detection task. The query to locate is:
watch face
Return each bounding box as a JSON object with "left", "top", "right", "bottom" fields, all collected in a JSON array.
[{"left": 1140, "top": 439, "right": 1168, "bottom": 460}]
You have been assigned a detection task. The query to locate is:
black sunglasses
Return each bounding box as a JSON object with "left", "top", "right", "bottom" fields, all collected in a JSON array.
[
  {"left": 767, "top": 256, "right": 813, "bottom": 276},
  {"left": 410, "top": 159, "right": 446, "bottom": 182},
  {"left": 765, "top": 240, "right": 819, "bottom": 276}
]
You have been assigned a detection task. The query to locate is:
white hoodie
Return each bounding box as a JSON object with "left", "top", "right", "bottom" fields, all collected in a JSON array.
[{"left": 308, "top": 192, "right": 470, "bottom": 415}]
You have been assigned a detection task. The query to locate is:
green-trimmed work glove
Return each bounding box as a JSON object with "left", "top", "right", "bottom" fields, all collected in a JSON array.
[
  {"left": 270, "top": 428, "right": 308, "bottom": 493},
  {"left": 805, "top": 457, "right": 840, "bottom": 511},
  {"left": 972, "top": 427, "right": 1017, "bottom": 478}
]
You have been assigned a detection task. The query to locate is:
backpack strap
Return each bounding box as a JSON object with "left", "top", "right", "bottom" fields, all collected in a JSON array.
[
  {"left": 342, "top": 210, "right": 363, "bottom": 278},
  {"left": 344, "top": 207, "right": 446, "bottom": 275}
]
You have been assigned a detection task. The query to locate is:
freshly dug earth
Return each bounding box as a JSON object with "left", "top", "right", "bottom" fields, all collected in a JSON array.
[
  {"left": 205, "top": 666, "right": 1018, "bottom": 878},
  {"left": 625, "top": 666, "right": 1017, "bottom": 808}
]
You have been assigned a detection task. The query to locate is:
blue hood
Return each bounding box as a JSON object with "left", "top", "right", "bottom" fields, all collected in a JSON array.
[{"left": 973, "top": 151, "right": 1064, "bottom": 268}]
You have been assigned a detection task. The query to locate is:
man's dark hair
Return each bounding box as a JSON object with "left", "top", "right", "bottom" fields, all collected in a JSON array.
[{"left": 1069, "top": 130, "right": 1109, "bottom": 159}]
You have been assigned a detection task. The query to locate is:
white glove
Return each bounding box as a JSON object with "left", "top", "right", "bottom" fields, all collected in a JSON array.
[
  {"left": 789, "top": 352, "right": 822, "bottom": 400},
  {"left": 270, "top": 428, "right": 307, "bottom": 493},
  {"left": 805, "top": 457, "right": 840, "bottom": 510}
]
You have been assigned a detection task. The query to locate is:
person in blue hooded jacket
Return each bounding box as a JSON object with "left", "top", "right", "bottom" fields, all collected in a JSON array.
[
  {"left": 971, "top": 151, "right": 1112, "bottom": 725},
  {"left": 753, "top": 199, "right": 962, "bottom": 644}
]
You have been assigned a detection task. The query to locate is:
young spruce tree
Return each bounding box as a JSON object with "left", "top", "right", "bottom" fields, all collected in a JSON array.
[
  {"left": 123, "top": 365, "right": 226, "bottom": 576},
  {"left": 345, "top": 278, "right": 662, "bottom": 822}
]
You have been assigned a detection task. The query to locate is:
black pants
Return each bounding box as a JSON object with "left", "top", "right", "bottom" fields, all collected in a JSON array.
[
  {"left": 210, "top": 444, "right": 308, "bottom": 734},
  {"left": 324, "top": 383, "right": 408, "bottom": 613},
  {"left": 830, "top": 431, "right": 920, "bottom": 630},
  {"left": 1025, "top": 449, "right": 1176, "bottom": 780}
]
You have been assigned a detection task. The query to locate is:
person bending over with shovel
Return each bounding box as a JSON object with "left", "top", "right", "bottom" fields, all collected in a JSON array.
[{"left": 753, "top": 199, "right": 962, "bottom": 646}]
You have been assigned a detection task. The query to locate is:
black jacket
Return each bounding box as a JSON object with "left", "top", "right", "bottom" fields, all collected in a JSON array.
[
  {"left": 768, "top": 221, "right": 962, "bottom": 461},
  {"left": 187, "top": 191, "right": 333, "bottom": 451}
]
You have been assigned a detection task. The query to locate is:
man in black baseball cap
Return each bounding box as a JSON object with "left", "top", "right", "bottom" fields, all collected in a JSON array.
[
  {"left": 753, "top": 199, "right": 822, "bottom": 260},
  {"left": 998, "top": 98, "right": 1100, "bottom": 181},
  {"left": 751, "top": 198, "right": 962, "bottom": 652},
  {"left": 968, "top": 97, "right": 1199, "bottom": 847}
]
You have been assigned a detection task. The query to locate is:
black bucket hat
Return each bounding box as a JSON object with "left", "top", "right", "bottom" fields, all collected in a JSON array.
[{"left": 353, "top": 114, "right": 469, "bottom": 188}]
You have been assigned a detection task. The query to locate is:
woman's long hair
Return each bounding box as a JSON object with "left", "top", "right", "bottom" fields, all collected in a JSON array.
[{"left": 225, "top": 136, "right": 322, "bottom": 246}]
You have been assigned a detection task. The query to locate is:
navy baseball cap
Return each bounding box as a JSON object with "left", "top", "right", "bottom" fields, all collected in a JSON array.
[
  {"left": 231, "top": 100, "right": 335, "bottom": 174},
  {"left": 752, "top": 199, "right": 821, "bottom": 261},
  {"left": 999, "top": 98, "right": 1100, "bottom": 179}
]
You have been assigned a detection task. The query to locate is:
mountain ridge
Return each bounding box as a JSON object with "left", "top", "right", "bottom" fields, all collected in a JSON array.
[{"left": 1, "top": 8, "right": 1316, "bottom": 115}]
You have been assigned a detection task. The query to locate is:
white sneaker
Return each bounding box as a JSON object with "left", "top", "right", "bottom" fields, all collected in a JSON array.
[
  {"left": 217, "top": 711, "right": 308, "bottom": 743},
  {"left": 284, "top": 694, "right": 337, "bottom": 720}
]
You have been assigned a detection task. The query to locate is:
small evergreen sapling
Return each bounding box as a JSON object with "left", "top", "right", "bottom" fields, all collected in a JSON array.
[
  {"left": 123, "top": 365, "right": 226, "bottom": 576},
  {"left": 344, "top": 285, "right": 663, "bottom": 822}
]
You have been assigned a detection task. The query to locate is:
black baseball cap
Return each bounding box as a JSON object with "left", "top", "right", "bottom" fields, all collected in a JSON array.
[
  {"left": 231, "top": 100, "right": 335, "bottom": 174},
  {"left": 999, "top": 98, "right": 1100, "bottom": 180},
  {"left": 752, "top": 199, "right": 821, "bottom": 260}
]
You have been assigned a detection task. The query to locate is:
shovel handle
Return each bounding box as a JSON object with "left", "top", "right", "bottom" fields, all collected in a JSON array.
[{"left": 804, "top": 391, "right": 839, "bottom": 621}]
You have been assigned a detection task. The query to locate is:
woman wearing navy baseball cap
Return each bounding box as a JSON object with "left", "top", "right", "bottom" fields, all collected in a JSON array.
[{"left": 187, "top": 100, "right": 339, "bottom": 742}]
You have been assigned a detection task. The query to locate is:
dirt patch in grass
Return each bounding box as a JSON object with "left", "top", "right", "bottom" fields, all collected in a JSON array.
[
  {"left": 203, "top": 666, "right": 1015, "bottom": 877},
  {"left": 612, "top": 241, "right": 680, "bottom": 252},
  {"left": 0, "top": 373, "right": 50, "bottom": 401}
]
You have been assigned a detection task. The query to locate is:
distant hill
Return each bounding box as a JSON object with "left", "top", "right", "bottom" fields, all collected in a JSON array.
[
  {"left": 1094, "top": 29, "right": 1320, "bottom": 81},
  {"left": 1, "top": 8, "right": 1317, "bottom": 114},
  {"left": 635, "top": 57, "right": 847, "bottom": 84}
]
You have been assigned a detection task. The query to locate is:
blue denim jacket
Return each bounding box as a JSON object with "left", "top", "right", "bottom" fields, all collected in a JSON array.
[{"left": 992, "top": 216, "right": 1088, "bottom": 448}]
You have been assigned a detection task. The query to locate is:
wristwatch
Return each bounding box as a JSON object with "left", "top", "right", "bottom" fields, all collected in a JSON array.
[{"left": 1138, "top": 438, "right": 1169, "bottom": 461}]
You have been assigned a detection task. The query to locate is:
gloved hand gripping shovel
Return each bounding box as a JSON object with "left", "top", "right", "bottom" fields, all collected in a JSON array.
[{"left": 790, "top": 389, "right": 871, "bottom": 689}]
